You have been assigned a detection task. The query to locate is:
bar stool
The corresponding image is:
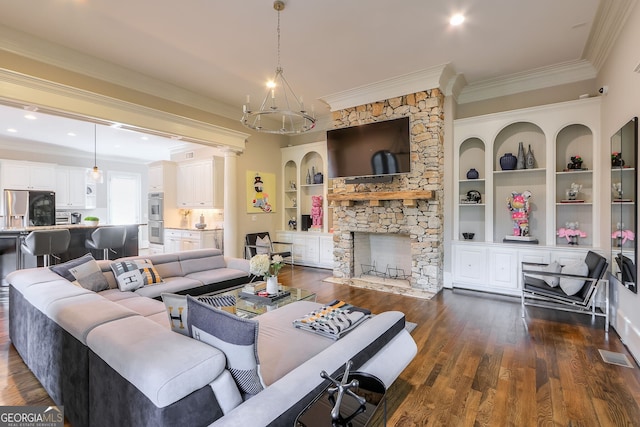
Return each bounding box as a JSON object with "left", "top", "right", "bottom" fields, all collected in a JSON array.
[
  {"left": 85, "top": 227, "right": 127, "bottom": 260},
  {"left": 21, "top": 229, "right": 71, "bottom": 267}
]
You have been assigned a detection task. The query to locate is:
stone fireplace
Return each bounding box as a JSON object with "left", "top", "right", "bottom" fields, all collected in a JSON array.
[{"left": 328, "top": 89, "right": 444, "bottom": 295}]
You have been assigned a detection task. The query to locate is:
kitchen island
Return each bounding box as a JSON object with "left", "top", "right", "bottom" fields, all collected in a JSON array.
[{"left": 0, "top": 224, "right": 140, "bottom": 284}]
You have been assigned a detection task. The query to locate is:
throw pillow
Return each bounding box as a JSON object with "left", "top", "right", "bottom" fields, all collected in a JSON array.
[
  {"left": 527, "top": 261, "right": 561, "bottom": 287},
  {"left": 255, "top": 235, "right": 271, "bottom": 255},
  {"left": 187, "top": 295, "right": 265, "bottom": 395},
  {"left": 162, "top": 293, "right": 189, "bottom": 336},
  {"left": 559, "top": 261, "right": 589, "bottom": 296},
  {"left": 111, "top": 259, "right": 163, "bottom": 292},
  {"left": 50, "top": 253, "right": 109, "bottom": 292}
]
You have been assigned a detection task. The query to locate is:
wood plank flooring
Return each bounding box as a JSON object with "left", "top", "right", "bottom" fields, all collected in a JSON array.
[{"left": 2, "top": 265, "right": 640, "bottom": 426}]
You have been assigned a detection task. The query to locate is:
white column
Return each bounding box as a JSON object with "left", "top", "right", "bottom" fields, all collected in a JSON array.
[{"left": 223, "top": 150, "right": 240, "bottom": 257}]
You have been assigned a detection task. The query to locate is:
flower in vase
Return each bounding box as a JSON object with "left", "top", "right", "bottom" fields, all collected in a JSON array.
[{"left": 249, "top": 254, "right": 285, "bottom": 278}]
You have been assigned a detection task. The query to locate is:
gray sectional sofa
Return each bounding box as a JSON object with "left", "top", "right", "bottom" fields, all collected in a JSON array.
[{"left": 8, "top": 248, "right": 418, "bottom": 426}]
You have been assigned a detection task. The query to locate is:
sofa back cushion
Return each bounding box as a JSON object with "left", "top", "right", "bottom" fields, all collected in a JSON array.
[
  {"left": 187, "top": 296, "right": 265, "bottom": 395},
  {"left": 180, "top": 249, "right": 226, "bottom": 275}
]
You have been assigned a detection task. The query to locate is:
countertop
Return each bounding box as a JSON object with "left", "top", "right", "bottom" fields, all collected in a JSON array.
[
  {"left": 0, "top": 224, "right": 144, "bottom": 233},
  {"left": 164, "top": 227, "right": 223, "bottom": 232}
]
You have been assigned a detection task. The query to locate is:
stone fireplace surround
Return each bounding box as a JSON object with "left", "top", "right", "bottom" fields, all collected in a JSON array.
[{"left": 329, "top": 89, "right": 445, "bottom": 295}]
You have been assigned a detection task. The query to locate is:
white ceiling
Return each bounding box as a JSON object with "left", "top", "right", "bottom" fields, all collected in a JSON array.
[{"left": 0, "top": 0, "right": 605, "bottom": 161}]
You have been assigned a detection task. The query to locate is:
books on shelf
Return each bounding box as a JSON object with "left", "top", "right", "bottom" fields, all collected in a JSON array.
[{"left": 292, "top": 300, "right": 371, "bottom": 340}]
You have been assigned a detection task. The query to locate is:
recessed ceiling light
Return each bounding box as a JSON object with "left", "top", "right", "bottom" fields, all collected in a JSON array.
[
  {"left": 24, "top": 114, "right": 37, "bottom": 120},
  {"left": 450, "top": 13, "right": 465, "bottom": 26},
  {"left": 7, "top": 128, "right": 17, "bottom": 133},
  {"left": 67, "top": 132, "right": 76, "bottom": 137},
  {"left": 141, "top": 136, "right": 149, "bottom": 141}
]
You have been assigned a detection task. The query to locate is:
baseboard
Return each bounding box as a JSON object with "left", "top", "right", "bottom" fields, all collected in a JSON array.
[{"left": 614, "top": 307, "right": 640, "bottom": 365}]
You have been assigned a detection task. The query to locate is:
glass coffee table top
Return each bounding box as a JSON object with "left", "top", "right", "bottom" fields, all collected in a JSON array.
[{"left": 205, "top": 285, "right": 316, "bottom": 318}]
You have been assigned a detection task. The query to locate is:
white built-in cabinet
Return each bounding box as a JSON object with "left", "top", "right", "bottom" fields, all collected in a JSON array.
[
  {"left": 1, "top": 160, "right": 56, "bottom": 191},
  {"left": 452, "top": 98, "right": 603, "bottom": 295},
  {"left": 176, "top": 157, "right": 223, "bottom": 209},
  {"left": 55, "top": 166, "right": 87, "bottom": 209},
  {"left": 279, "top": 141, "right": 333, "bottom": 269},
  {"left": 164, "top": 228, "right": 221, "bottom": 253}
]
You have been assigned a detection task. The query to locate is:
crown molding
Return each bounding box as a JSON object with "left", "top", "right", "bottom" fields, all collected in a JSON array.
[
  {"left": 320, "top": 63, "right": 454, "bottom": 111},
  {"left": 0, "top": 68, "right": 249, "bottom": 150},
  {"left": 0, "top": 24, "right": 241, "bottom": 121},
  {"left": 583, "top": 0, "right": 638, "bottom": 70},
  {"left": 457, "top": 59, "right": 597, "bottom": 104}
]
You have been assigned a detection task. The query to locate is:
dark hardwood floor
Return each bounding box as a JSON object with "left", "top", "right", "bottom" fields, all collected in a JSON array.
[{"left": 2, "top": 265, "right": 640, "bottom": 426}]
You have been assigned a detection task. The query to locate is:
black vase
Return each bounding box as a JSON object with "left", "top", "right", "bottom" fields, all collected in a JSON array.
[
  {"left": 466, "top": 168, "right": 479, "bottom": 179},
  {"left": 500, "top": 153, "right": 517, "bottom": 170}
]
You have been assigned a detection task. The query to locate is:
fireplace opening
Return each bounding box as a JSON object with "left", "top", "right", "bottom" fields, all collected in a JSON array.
[{"left": 353, "top": 232, "right": 412, "bottom": 286}]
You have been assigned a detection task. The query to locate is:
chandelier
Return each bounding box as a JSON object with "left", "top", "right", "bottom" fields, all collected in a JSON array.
[{"left": 241, "top": 0, "right": 316, "bottom": 135}]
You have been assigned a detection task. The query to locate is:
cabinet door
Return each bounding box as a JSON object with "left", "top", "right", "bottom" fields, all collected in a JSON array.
[
  {"left": 193, "top": 161, "right": 213, "bottom": 207},
  {"left": 2, "top": 162, "right": 31, "bottom": 190},
  {"left": 319, "top": 235, "right": 334, "bottom": 268},
  {"left": 453, "top": 245, "right": 487, "bottom": 284},
  {"left": 30, "top": 164, "right": 56, "bottom": 190},
  {"left": 148, "top": 165, "right": 163, "bottom": 191},
  {"left": 489, "top": 249, "right": 518, "bottom": 290},
  {"left": 55, "top": 169, "right": 70, "bottom": 208},
  {"left": 292, "top": 235, "right": 307, "bottom": 262},
  {"left": 164, "top": 230, "right": 182, "bottom": 253},
  {"left": 176, "top": 164, "right": 192, "bottom": 207},
  {"left": 304, "top": 236, "right": 320, "bottom": 264},
  {"left": 67, "top": 168, "right": 87, "bottom": 208}
]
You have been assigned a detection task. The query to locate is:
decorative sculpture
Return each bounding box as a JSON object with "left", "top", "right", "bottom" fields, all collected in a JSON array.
[
  {"left": 566, "top": 182, "right": 582, "bottom": 200},
  {"left": 612, "top": 222, "right": 635, "bottom": 246},
  {"left": 310, "top": 195, "right": 323, "bottom": 230},
  {"left": 320, "top": 360, "right": 366, "bottom": 422},
  {"left": 507, "top": 190, "right": 532, "bottom": 237},
  {"left": 557, "top": 221, "right": 587, "bottom": 245}
]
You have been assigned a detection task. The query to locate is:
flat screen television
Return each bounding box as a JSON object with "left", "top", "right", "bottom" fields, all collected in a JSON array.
[{"left": 327, "top": 117, "right": 411, "bottom": 180}]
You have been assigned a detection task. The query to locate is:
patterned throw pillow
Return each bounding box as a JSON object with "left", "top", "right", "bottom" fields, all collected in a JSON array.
[
  {"left": 111, "top": 259, "right": 163, "bottom": 291},
  {"left": 50, "top": 253, "right": 109, "bottom": 292},
  {"left": 187, "top": 295, "right": 265, "bottom": 395},
  {"left": 162, "top": 293, "right": 189, "bottom": 336}
]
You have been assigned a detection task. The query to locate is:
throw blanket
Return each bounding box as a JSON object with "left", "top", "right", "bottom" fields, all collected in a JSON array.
[{"left": 293, "top": 300, "right": 371, "bottom": 340}]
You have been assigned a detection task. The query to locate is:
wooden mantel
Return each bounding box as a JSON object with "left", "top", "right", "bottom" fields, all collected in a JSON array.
[{"left": 327, "top": 190, "right": 434, "bottom": 207}]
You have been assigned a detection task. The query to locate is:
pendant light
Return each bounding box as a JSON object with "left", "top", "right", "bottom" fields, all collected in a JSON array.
[
  {"left": 87, "top": 124, "right": 104, "bottom": 183},
  {"left": 240, "top": 0, "right": 315, "bottom": 134}
]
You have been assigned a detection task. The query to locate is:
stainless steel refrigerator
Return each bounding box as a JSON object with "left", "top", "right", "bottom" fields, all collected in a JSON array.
[{"left": 4, "top": 189, "right": 29, "bottom": 228}]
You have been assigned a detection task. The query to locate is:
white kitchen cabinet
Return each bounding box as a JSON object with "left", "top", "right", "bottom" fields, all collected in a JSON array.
[
  {"left": 55, "top": 167, "right": 87, "bottom": 208},
  {"left": 488, "top": 248, "right": 518, "bottom": 291},
  {"left": 453, "top": 244, "right": 487, "bottom": 285},
  {"left": 176, "top": 157, "right": 223, "bottom": 208},
  {"left": 1, "top": 160, "right": 56, "bottom": 191},
  {"left": 148, "top": 161, "right": 176, "bottom": 192}
]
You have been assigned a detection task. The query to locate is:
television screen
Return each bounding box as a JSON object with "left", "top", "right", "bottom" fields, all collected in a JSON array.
[{"left": 327, "top": 117, "right": 411, "bottom": 179}]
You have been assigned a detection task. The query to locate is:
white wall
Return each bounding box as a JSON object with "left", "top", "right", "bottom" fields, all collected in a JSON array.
[{"left": 597, "top": 2, "right": 640, "bottom": 362}]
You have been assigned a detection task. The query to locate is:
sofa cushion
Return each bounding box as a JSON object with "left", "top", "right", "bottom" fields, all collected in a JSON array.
[
  {"left": 113, "top": 295, "right": 166, "bottom": 317},
  {"left": 187, "top": 296, "right": 265, "bottom": 395},
  {"left": 180, "top": 249, "right": 226, "bottom": 275},
  {"left": 46, "top": 293, "right": 138, "bottom": 344},
  {"left": 111, "top": 259, "right": 164, "bottom": 291},
  {"left": 21, "top": 280, "right": 93, "bottom": 313},
  {"left": 87, "top": 315, "right": 228, "bottom": 408},
  {"left": 185, "top": 268, "right": 249, "bottom": 286},
  {"left": 132, "top": 276, "right": 204, "bottom": 298},
  {"left": 50, "top": 253, "right": 110, "bottom": 292}
]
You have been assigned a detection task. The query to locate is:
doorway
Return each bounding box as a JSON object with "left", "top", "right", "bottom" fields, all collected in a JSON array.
[{"left": 107, "top": 171, "right": 141, "bottom": 225}]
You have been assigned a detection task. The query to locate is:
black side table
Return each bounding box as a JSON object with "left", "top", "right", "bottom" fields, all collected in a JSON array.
[{"left": 295, "top": 372, "right": 386, "bottom": 427}]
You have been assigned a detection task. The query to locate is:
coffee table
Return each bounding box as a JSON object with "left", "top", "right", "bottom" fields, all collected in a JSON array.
[{"left": 201, "top": 285, "right": 316, "bottom": 318}]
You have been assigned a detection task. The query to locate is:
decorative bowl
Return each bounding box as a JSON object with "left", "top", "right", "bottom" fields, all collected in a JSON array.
[
  {"left": 195, "top": 223, "right": 207, "bottom": 230},
  {"left": 462, "top": 232, "right": 475, "bottom": 240}
]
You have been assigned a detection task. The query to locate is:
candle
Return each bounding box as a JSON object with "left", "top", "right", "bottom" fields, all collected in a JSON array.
[
  {"left": 246, "top": 94, "right": 250, "bottom": 104},
  {"left": 282, "top": 115, "right": 285, "bottom": 128}
]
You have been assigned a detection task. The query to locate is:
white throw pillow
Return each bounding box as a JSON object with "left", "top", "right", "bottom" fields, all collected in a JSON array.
[
  {"left": 255, "top": 235, "right": 271, "bottom": 254},
  {"left": 559, "top": 261, "right": 589, "bottom": 296},
  {"left": 527, "top": 261, "right": 561, "bottom": 287},
  {"left": 111, "top": 259, "right": 163, "bottom": 291}
]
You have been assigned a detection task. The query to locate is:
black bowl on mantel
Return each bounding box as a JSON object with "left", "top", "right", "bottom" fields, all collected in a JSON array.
[{"left": 462, "top": 232, "right": 475, "bottom": 240}]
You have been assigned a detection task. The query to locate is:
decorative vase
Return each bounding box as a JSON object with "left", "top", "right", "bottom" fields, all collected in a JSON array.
[
  {"left": 500, "top": 153, "right": 517, "bottom": 170},
  {"left": 466, "top": 168, "right": 479, "bottom": 179},
  {"left": 516, "top": 142, "right": 526, "bottom": 169},
  {"left": 525, "top": 144, "right": 535, "bottom": 169},
  {"left": 266, "top": 276, "right": 279, "bottom": 295},
  {"left": 306, "top": 169, "right": 312, "bottom": 184},
  {"left": 314, "top": 172, "right": 323, "bottom": 184}
]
